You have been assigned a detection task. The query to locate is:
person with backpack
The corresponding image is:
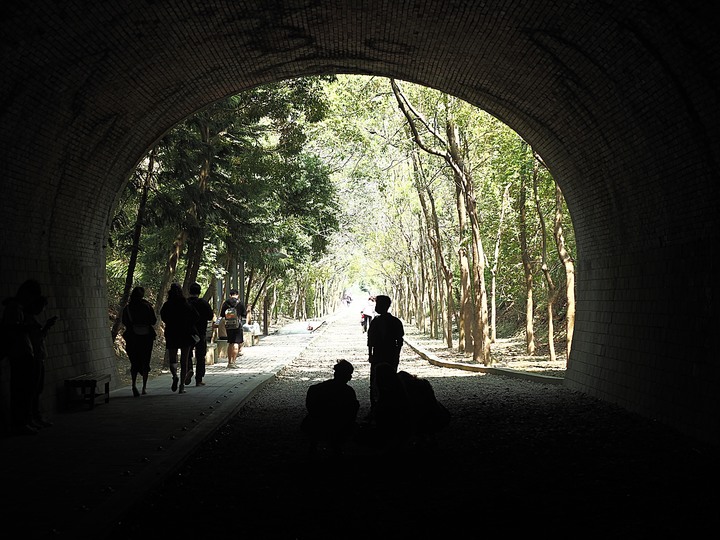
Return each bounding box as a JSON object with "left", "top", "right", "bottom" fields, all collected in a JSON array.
[{"left": 220, "top": 289, "right": 246, "bottom": 368}]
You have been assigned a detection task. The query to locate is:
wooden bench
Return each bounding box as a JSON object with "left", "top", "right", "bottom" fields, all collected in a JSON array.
[{"left": 64, "top": 373, "right": 111, "bottom": 409}]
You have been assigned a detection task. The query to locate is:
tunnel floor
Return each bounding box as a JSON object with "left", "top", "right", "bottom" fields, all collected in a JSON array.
[{"left": 104, "top": 307, "right": 719, "bottom": 539}]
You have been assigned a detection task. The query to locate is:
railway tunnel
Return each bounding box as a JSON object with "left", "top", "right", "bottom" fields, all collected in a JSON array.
[{"left": 0, "top": 1, "right": 718, "bottom": 444}]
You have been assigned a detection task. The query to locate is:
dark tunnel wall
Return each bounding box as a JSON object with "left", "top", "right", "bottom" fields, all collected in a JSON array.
[{"left": 1, "top": 1, "right": 718, "bottom": 443}]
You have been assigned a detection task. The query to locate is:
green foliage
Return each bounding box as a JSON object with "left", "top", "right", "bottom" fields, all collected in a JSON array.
[{"left": 107, "top": 74, "right": 575, "bottom": 332}]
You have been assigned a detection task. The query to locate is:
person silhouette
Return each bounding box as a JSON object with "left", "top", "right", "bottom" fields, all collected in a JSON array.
[
  {"left": 121, "top": 286, "right": 157, "bottom": 397},
  {"left": 301, "top": 360, "right": 360, "bottom": 456},
  {"left": 220, "top": 289, "right": 246, "bottom": 368},
  {"left": 370, "top": 366, "right": 450, "bottom": 451},
  {"left": 397, "top": 370, "right": 451, "bottom": 445},
  {"left": 27, "top": 292, "right": 57, "bottom": 427},
  {"left": 160, "top": 283, "right": 198, "bottom": 394},
  {"left": 361, "top": 295, "right": 376, "bottom": 333},
  {"left": 1, "top": 279, "right": 56, "bottom": 435},
  {"left": 366, "top": 294, "right": 404, "bottom": 412},
  {"left": 187, "top": 282, "right": 214, "bottom": 386}
]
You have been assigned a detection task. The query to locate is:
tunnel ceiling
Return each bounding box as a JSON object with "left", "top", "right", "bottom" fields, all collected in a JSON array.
[
  {"left": 1, "top": 0, "right": 716, "bottom": 262},
  {"left": 1, "top": 1, "right": 719, "bottom": 444}
]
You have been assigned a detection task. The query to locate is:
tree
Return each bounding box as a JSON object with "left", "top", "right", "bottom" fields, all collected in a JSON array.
[{"left": 391, "top": 79, "right": 491, "bottom": 364}]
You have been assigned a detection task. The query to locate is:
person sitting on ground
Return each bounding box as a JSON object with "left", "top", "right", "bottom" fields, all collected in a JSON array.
[
  {"left": 301, "top": 359, "right": 360, "bottom": 456},
  {"left": 397, "top": 370, "right": 451, "bottom": 445},
  {"left": 369, "top": 366, "right": 450, "bottom": 451}
]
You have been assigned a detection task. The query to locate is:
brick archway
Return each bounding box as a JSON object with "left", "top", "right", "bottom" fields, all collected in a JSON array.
[{"left": 1, "top": 1, "right": 718, "bottom": 443}]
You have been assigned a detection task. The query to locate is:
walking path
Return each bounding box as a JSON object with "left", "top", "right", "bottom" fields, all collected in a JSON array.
[{"left": 3, "top": 319, "right": 332, "bottom": 539}]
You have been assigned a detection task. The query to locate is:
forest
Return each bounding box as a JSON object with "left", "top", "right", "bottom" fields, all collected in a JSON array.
[{"left": 107, "top": 75, "right": 576, "bottom": 366}]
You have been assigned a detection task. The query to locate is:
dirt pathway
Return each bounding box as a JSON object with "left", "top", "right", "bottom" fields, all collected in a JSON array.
[{"left": 108, "top": 306, "right": 719, "bottom": 539}]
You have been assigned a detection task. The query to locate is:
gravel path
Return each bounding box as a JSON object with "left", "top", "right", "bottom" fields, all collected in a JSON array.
[{"left": 109, "top": 308, "right": 719, "bottom": 539}]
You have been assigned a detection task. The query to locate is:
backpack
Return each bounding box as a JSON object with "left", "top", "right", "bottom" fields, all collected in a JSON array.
[{"left": 224, "top": 305, "right": 240, "bottom": 329}]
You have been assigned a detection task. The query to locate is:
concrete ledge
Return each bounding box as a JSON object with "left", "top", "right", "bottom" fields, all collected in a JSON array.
[{"left": 404, "top": 337, "right": 564, "bottom": 385}]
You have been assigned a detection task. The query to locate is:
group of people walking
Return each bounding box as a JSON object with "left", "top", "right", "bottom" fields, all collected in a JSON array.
[
  {"left": 122, "top": 283, "right": 245, "bottom": 396},
  {"left": 302, "top": 294, "right": 450, "bottom": 455}
]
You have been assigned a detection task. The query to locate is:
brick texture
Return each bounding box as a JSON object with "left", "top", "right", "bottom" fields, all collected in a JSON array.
[{"left": 1, "top": 1, "right": 718, "bottom": 443}]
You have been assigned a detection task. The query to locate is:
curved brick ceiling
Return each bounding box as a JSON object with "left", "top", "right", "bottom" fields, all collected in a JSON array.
[{"left": 1, "top": 1, "right": 718, "bottom": 443}]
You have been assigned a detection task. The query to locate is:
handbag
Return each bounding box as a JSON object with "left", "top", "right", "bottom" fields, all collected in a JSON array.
[{"left": 191, "top": 333, "right": 201, "bottom": 344}]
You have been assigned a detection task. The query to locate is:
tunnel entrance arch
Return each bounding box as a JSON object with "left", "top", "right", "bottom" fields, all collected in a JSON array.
[{"left": 1, "top": 1, "right": 718, "bottom": 444}]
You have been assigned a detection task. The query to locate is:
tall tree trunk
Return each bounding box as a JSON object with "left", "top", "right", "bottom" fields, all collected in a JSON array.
[
  {"left": 414, "top": 246, "right": 425, "bottom": 332},
  {"left": 111, "top": 147, "right": 156, "bottom": 341},
  {"left": 412, "top": 151, "right": 454, "bottom": 347},
  {"left": 456, "top": 182, "right": 474, "bottom": 354},
  {"left": 391, "top": 79, "right": 490, "bottom": 364},
  {"left": 517, "top": 144, "right": 536, "bottom": 356},
  {"left": 465, "top": 179, "right": 492, "bottom": 364},
  {"left": 533, "top": 162, "right": 557, "bottom": 362},
  {"left": 554, "top": 183, "right": 576, "bottom": 364},
  {"left": 446, "top": 122, "right": 491, "bottom": 364},
  {"left": 183, "top": 127, "right": 211, "bottom": 290},
  {"left": 458, "top": 246, "right": 473, "bottom": 353},
  {"left": 182, "top": 232, "right": 204, "bottom": 294},
  {"left": 489, "top": 183, "right": 511, "bottom": 344},
  {"left": 155, "top": 230, "right": 188, "bottom": 321}
]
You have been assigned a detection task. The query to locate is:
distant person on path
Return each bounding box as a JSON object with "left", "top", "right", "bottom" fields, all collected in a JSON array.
[
  {"left": 220, "top": 289, "right": 246, "bottom": 368},
  {"left": 121, "top": 286, "right": 157, "bottom": 397},
  {"left": 367, "top": 294, "right": 404, "bottom": 411},
  {"left": 160, "top": 283, "right": 199, "bottom": 394},
  {"left": 301, "top": 360, "right": 360, "bottom": 456},
  {"left": 187, "top": 282, "right": 214, "bottom": 386},
  {"left": 361, "top": 295, "right": 376, "bottom": 333}
]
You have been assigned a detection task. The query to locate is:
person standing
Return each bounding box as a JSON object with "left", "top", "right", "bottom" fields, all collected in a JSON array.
[
  {"left": 361, "top": 295, "right": 376, "bottom": 333},
  {"left": 1, "top": 279, "right": 52, "bottom": 435},
  {"left": 300, "top": 360, "right": 360, "bottom": 456},
  {"left": 121, "top": 286, "right": 157, "bottom": 397},
  {"left": 187, "top": 282, "right": 214, "bottom": 386},
  {"left": 160, "top": 283, "right": 198, "bottom": 394},
  {"left": 367, "top": 294, "right": 404, "bottom": 411},
  {"left": 220, "top": 289, "right": 246, "bottom": 368},
  {"left": 27, "top": 293, "right": 57, "bottom": 427}
]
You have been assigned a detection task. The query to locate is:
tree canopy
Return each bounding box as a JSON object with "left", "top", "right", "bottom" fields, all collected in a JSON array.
[{"left": 108, "top": 75, "right": 576, "bottom": 361}]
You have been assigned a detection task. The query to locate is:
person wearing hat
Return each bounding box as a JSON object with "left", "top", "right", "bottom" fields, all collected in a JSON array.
[{"left": 301, "top": 360, "right": 360, "bottom": 456}]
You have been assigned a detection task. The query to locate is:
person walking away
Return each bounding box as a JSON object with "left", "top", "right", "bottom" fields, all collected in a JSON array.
[
  {"left": 220, "top": 289, "right": 246, "bottom": 368},
  {"left": 121, "top": 286, "right": 157, "bottom": 397},
  {"left": 160, "top": 283, "right": 199, "bottom": 394},
  {"left": 301, "top": 360, "right": 360, "bottom": 456},
  {"left": 367, "top": 294, "right": 404, "bottom": 412},
  {"left": 361, "top": 295, "right": 376, "bottom": 333},
  {"left": 187, "top": 282, "right": 214, "bottom": 386}
]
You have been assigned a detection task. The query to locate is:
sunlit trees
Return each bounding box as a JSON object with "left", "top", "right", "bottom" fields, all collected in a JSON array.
[{"left": 108, "top": 75, "right": 576, "bottom": 364}]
